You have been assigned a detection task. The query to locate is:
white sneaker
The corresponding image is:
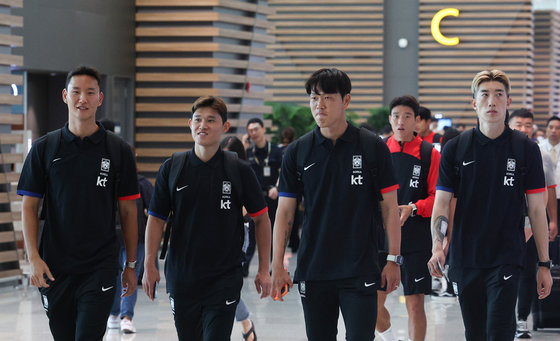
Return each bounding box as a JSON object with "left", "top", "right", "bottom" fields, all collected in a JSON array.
[
  {"left": 515, "top": 319, "right": 531, "bottom": 339},
  {"left": 107, "top": 315, "right": 120, "bottom": 329},
  {"left": 121, "top": 318, "right": 136, "bottom": 334}
]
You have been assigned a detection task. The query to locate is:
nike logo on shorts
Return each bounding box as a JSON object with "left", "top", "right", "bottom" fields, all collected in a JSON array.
[
  {"left": 364, "top": 282, "right": 376, "bottom": 287},
  {"left": 414, "top": 277, "right": 425, "bottom": 283},
  {"left": 101, "top": 286, "right": 114, "bottom": 292},
  {"left": 462, "top": 160, "right": 475, "bottom": 166},
  {"left": 225, "top": 300, "right": 237, "bottom": 305},
  {"left": 304, "top": 163, "right": 316, "bottom": 171},
  {"left": 503, "top": 275, "right": 513, "bottom": 280},
  {"left": 176, "top": 185, "right": 189, "bottom": 192}
]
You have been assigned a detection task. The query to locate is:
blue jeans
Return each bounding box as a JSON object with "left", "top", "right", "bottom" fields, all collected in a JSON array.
[{"left": 110, "top": 244, "right": 145, "bottom": 319}]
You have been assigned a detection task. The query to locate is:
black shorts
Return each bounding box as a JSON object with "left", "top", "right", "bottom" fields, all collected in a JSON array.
[
  {"left": 400, "top": 250, "right": 432, "bottom": 295},
  {"left": 39, "top": 269, "right": 117, "bottom": 341},
  {"left": 169, "top": 268, "right": 243, "bottom": 341}
]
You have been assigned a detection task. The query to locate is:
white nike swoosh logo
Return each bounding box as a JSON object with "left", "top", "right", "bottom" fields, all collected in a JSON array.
[
  {"left": 414, "top": 277, "right": 425, "bottom": 283},
  {"left": 176, "top": 185, "right": 189, "bottom": 192},
  {"left": 364, "top": 282, "right": 376, "bottom": 287},
  {"left": 225, "top": 300, "right": 237, "bottom": 305},
  {"left": 52, "top": 158, "right": 62, "bottom": 163},
  {"left": 462, "top": 160, "right": 475, "bottom": 166},
  {"left": 504, "top": 275, "right": 513, "bottom": 280},
  {"left": 101, "top": 286, "right": 114, "bottom": 292},
  {"left": 304, "top": 163, "right": 316, "bottom": 171}
]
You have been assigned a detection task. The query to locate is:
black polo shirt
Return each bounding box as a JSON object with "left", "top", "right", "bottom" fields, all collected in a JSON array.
[
  {"left": 17, "top": 123, "right": 140, "bottom": 275},
  {"left": 148, "top": 149, "right": 267, "bottom": 294},
  {"left": 246, "top": 141, "right": 283, "bottom": 191},
  {"left": 278, "top": 124, "right": 398, "bottom": 282},
  {"left": 437, "top": 126, "right": 545, "bottom": 269},
  {"left": 386, "top": 135, "right": 440, "bottom": 253}
]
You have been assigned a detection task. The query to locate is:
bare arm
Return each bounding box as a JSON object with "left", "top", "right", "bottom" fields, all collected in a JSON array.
[
  {"left": 118, "top": 199, "right": 138, "bottom": 297},
  {"left": 271, "top": 196, "right": 297, "bottom": 300},
  {"left": 142, "top": 215, "right": 165, "bottom": 300},
  {"left": 22, "top": 196, "right": 54, "bottom": 287},
  {"left": 379, "top": 189, "right": 401, "bottom": 293},
  {"left": 427, "top": 190, "right": 453, "bottom": 278},
  {"left": 546, "top": 187, "right": 558, "bottom": 240},
  {"left": 527, "top": 192, "right": 553, "bottom": 299},
  {"left": 252, "top": 212, "right": 272, "bottom": 298}
]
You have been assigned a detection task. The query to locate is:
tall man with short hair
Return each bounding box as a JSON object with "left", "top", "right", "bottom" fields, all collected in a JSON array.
[
  {"left": 428, "top": 70, "right": 553, "bottom": 341},
  {"left": 539, "top": 115, "right": 560, "bottom": 265},
  {"left": 376, "top": 95, "right": 440, "bottom": 341},
  {"left": 18, "top": 65, "right": 140, "bottom": 340},
  {"left": 509, "top": 109, "right": 557, "bottom": 339},
  {"left": 142, "top": 96, "right": 271, "bottom": 340},
  {"left": 272, "top": 68, "right": 401, "bottom": 341}
]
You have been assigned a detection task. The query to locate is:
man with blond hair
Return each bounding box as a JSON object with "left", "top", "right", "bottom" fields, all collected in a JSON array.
[{"left": 428, "top": 70, "right": 553, "bottom": 340}]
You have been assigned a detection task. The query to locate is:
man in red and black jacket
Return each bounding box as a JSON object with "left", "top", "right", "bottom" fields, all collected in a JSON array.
[
  {"left": 376, "top": 95, "right": 440, "bottom": 341},
  {"left": 417, "top": 106, "right": 442, "bottom": 148}
]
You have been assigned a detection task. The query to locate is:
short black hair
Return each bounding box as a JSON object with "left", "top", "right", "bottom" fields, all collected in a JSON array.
[
  {"left": 66, "top": 65, "right": 101, "bottom": 88},
  {"left": 247, "top": 117, "right": 264, "bottom": 128},
  {"left": 220, "top": 136, "right": 246, "bottom": 161},
  {"left": 191, "top": 96, "right": 228, "bottom": 123},
  {"left": 547, "top": 116, "right": 560, "bottom": 127},
  {"left": 509, "top": 109, "right": 533, "bottom": 123},
  {"left": 441, "top": 128, "right": 460, "bottom": 149},
  {"left": 99, "top": 118, "right": 115, "bottom": 132},
  {"left": 418, "top": 106, "right": 432, "bottom": 121},
  {"left": 389, "top": 95, "right": 419, "bottom": 117},
  {"left": 305, "top": 68, "right": 351, "bottom": 98}
]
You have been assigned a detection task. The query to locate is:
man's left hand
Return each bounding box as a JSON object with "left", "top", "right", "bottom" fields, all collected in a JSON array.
[
  {"left": 121, "top": 267, "right": 137, "bottom": 298},
  {"left": 549, "top": 220, "right": 558, "bottom": 241},
  {"left": 254, "top": 270, "right": 272, "bottom": 299},
  {"left": 268, "top": 186, "right": 279, "bottom": 200},
  {"left": 397, "top": 204, "right": 412, "bottom": 226},
  {"left": 536, "top": 267, "right": 553, "bottom": 300}
]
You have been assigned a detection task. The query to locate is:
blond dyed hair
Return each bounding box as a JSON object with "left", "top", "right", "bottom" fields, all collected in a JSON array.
[{"left": 471, "top": 69, "right": 511, "bottom": 98}]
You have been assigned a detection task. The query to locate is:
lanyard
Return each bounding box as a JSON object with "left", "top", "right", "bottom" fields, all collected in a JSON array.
[{"left": 252, "top": 141, "right": 271, "bottom": 166}]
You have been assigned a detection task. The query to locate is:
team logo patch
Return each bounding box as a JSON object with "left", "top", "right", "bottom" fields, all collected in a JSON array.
[
  {"left": 222, "top": 181, "right": 232, "bottom": 195},
  {"left": 101, "top": 158, "right": 111, "bottom": 172},
  {"left": 507, "top": 158, "right": 516, "bottom": 172},
  {"left": 413, "top": 165, "right": 421, "bottom": 177},
  {"left": 353, "top": 155, "right": 362, "bottom": 169}
]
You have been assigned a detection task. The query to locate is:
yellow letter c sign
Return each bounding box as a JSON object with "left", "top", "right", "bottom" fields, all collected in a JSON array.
[{"left": 431, "top": 8, "right": 460, "bottom": 46}]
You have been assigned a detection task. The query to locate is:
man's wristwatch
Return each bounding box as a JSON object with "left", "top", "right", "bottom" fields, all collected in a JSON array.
[
  {"left": 538, "top": 260, "right": 552, "bottom": 269},
  {"left": 408, "top": 202, "right": 417, "bottom": 217},
  {"left": 125, "top": 260, "right": 137, "bottom": 270},
  {"left": 387, "top": 254, "right": 404, "bottom": 266}
]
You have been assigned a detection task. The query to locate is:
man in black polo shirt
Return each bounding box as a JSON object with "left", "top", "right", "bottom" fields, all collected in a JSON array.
[
  {"left": 428, "top": 69, "right": 553, "bottom": 341},
  {"left": 142, "top": 96, "right": 271, "bottom": 341},
  {"left": 271, "top": 68, "right": 402, "bottom": 341},
  {"left": 376, "top": 95, "right": 440, "bottom": 341},
  {"left": 18, "top": 65, "right": 140, "bottom": 341}
]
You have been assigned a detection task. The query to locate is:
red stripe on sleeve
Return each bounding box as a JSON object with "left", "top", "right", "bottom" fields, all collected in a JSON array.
[
  {"left": 380, "top": 184, "right": 399, "bottom": 194},
  {"left": 249, "top": 207, "right": 268, "bottom": 218},
  {"left": 118, "top": 193, "right": 141, "bottom": 201},
  {"left": 526, "top": 188, "right": 546, "bottom": 194},
  {"left": 547, "top": 184, "right": 557, "bottom": 189}
]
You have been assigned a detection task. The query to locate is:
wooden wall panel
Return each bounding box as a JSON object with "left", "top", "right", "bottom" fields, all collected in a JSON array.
[
  {"left": 0, "top": 0, "right": 22, "bottom": 280},
  {"left": 418, "top": 0, "right": 533, "bottom": 127},
  {"left": 269, "top": 0, "right": 384, "bottom": 119},
  {"left": 533, "top": 10, "right": 560, "bottom": 128},
  {"left": 135, "top": 0, "right": 274, "bottom": 180}
]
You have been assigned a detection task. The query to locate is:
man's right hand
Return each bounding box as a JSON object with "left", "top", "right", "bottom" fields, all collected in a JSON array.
[
  {"left": 142, "top": 260, "right": 160, "bottom": 301},
  {"left": 271, "top": 266, "right": 293, "bottom": 302},
  {"left": 29, "top": 255, "right": 54, "bottom": 288}
]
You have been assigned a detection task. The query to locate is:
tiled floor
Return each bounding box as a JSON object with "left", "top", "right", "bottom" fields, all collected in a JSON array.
[{"left": 1, "top": 253, "right": 559, "bottom": 340}]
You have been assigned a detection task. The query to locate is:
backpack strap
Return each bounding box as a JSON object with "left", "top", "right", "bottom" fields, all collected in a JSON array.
[
  {"left": 433, "top": 133, "right": 442, "bottom": 144},
  {"left": 160, "top": 151, "right": 189, "bottom": 260},
  {"left": 296, "top": 130, "right": 314, "bottom": 182},
  {"left": 510, "top": 129, "right": 528, "bottom": 202},
  {"left": 104, "top": 131, "right": 123, "bottom": 228},
  {"left": 453, "top": 128, "right": 475, "bottom": 196},
  {"left": 419, "top": 139, "right": 433, "bottom": 187}
]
